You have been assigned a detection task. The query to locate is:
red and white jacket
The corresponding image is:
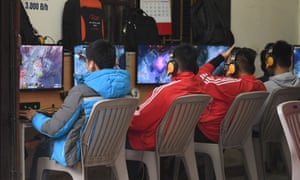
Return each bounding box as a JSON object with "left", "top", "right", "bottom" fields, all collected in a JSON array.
[
  {"left": 196, "top": 58, "right": 266, "bottom": 142},
  {"left": 128, "top": 72, "right": 203, "bottom": 150}
]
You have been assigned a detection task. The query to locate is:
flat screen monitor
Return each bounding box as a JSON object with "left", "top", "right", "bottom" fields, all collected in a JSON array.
[
  {"left": 136, "top": 44, "right": 173, "bottom": 85},
  {"left": 293, "top": 45, "right": 300, "bottom": 78},
  {"left": 19, "top": 45, "right": 64, "bottom": 90},
  {"left": 135, "top": 44, "right": 229, "bottom": 85},
  {"left": 73, "top": 44, "right": 126, "bottom": 85},
  {"left": 195, "top": 45, "right": 229, "bottom": 75}
]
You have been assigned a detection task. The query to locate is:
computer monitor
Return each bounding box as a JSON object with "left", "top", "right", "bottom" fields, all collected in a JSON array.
[
  {"left": 19, "top": 45, "right": 64, "bottom": 90},
  {"left": 73, "top": 44, "right": 126, "bottom": 85},
  {"left": 195, "top": 45, "right": 229, "bottom": 75},
  {"left": 293, "top": 45, "right": 300, "bottom": 78},
  {"left": 136, "top": 44, "right": 174, "bottom": 85}
]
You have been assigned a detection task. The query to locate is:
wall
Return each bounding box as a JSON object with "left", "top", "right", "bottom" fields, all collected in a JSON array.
[
  {"left": 231, "top": 0, "right": 300, "bottom": 76},
  {"left": 21, "top": 0, "right": 67, "bottom": 43}
]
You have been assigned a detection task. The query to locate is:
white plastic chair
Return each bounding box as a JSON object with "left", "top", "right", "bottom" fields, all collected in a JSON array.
[
  {"left": 195, "top": 91, "right": 269, "bottom": 180},
  {"left": 36, "top": 97, "right": 138, "bottom": 180},
  {"left": 255, "top": 87, "right": 300, "bottom": 179},
  {"left": 126, "top": 94, "right": 212, "bottom": 180},
  {"left": 277, "top": 100, "right": 300, "bottom": 180}
]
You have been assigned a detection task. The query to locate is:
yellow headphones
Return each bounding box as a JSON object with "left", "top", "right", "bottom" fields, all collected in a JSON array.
[
  {"left": 226, "top": 49, "right": 239, "bottom": 76},
  {"left": 265, "top": 47, "right": 275, "bottom": 69},
  {"left": 166, "top": 52, "right": 178, "bottom": 76}
]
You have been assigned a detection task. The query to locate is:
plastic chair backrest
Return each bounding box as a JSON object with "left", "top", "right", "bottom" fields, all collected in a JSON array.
[
  {"left": 156, "top": 94, "right": 211, "bottom": 156},
  {"left": 80, "top": 97, "right": 138, "bottom": 167},
  {"left": 220, "top": 91, "right": 269, "bottom": 147},
  {"left": 277, "top": 100, "right": 300, "bottom": 162},
  {"left": 260, "top": 87, "right": 300, "bottom": 142}
]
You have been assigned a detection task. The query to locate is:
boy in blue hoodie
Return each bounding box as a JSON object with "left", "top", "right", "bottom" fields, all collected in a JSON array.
[{"left": 20, "top": 39, "right": 131, "bottom": 180}]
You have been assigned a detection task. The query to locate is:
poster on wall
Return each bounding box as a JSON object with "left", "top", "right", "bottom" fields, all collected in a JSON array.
[
  {"left": 140, "top": 0, "right": 172, "bottom": 35},
  {"left": 21, "top": 0, "right": 68, "bottom": 44}
]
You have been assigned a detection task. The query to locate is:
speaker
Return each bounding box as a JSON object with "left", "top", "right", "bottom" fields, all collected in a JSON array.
[
  {"left": 226, "top": 48, "right": 239, "bottom": 76},
  {"left": 265, "top": 46, "right": 275, "bottom": 69}
]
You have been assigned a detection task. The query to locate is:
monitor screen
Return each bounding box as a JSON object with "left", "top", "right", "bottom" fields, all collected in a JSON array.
[
  {"left": 195, "top": 45, "right": 229, "bottom": 75},
  {"left": 19, "top": 45, "right": 64, "bottom": 90},
  {"left": 73, "top": 44, "right": 126, "bottom": 85},
  {"left": 293, "top": 45, "right": 300, "bottom": 78},
  {"left": 136, "top": 44, "right": 173, "bottom": 85},
  {"left": 135, "top": 44, "right": 229, "bottom": 85}
]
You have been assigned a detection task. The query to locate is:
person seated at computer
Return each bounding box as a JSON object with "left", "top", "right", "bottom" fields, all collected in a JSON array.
[
  {"left": 264, "top": 40, "right": 300, "bottom": 92},
  {"left": 195, "top": 46, "right": 266, "bottom": 143},
  {"left": 126, "top": 43, "right": 203, "bottom": 179},
  {"left": 19, "top": 39, "right": 131, "bottom": 180},
  {"left": 257, "top": 42, "right": 274, "bottom": 82}
]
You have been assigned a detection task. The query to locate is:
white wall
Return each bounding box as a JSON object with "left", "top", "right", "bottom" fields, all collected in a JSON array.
[
  {"left": 21, "top": 0, "right": 68, "bottom": 44},
  {"left": 231, "top": 0, "right": 300, "bottom": 76}
]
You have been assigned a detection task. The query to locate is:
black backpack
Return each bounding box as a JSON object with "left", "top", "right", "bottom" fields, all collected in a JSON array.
[
  {"left": 122, "top": 8, "right": 160, "bottom": 52},
  {"left": 191, "top": 0, "right": 234, "bottom": 46},
  {"left": 62, "top": 0, "right": 105, "bottom": 51}
]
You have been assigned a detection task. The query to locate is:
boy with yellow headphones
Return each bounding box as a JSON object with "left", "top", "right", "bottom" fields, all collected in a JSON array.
[
  {"left": 264, "top": 40, "right": 300, "bottom": 92},
  {"left": 195, "top": 45, "right": 266, "bottom": 143}
]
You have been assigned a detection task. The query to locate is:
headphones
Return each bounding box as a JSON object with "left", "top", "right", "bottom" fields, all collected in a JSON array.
[
  {"left": 166, "top": 52, "right": 178, "bottom": 76},
  {"left": 265, "top": 45, "right": 275, "bottom": 69},
  {"left": 226, "top": 48, "right": 239, "bottom": 76}
]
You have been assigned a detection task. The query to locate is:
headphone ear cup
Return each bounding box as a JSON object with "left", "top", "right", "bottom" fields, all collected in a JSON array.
[
  {"left": 226, "top": 63, "right": 236, "bottom": 76},
  {"left": 167, "top": 60, "right": 178, "bottom": 76},
  {"left": 265, "top": 56, "right": 274, "bottom": 69}
]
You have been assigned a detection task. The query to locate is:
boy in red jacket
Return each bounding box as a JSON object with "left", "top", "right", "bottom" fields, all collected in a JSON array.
[
  {"left": 127, "top": 43, "right": 203, "bottom": 150},
  {"left": 195, "top": 46, "right": 266, "bottom": 143}
]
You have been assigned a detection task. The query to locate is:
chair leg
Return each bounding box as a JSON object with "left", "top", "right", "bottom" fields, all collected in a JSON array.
[
  {"left": 112, "top": 149, "right": 129, "bottom": 180},
  {"left": 281, "top": 136, "right": 291, "bottom": 177},
  {"left": 253, "top": 136, "right": 265, "bottom": 180},
  {"left": 195, "top": 143, "right": 225, "bottom": 180},
  {"left": 173, "top": 157, "right": 181, "bottom": 180},
  {"left": 243, "top": 135, "right": 259, "bottom": 180},
  {"left": 181, "top": 142, "right": 199, "bottom": 180},
  {"left": 142, "top": 152, "right": 159, "bottom": 180}
]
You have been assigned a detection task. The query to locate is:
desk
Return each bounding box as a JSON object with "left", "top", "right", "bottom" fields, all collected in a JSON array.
[{"left": 19, "top": 120, "right": 32, "bottom": 180}]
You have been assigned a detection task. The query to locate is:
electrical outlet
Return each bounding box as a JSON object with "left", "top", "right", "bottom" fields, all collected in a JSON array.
[{"left": 20, "top": 102, "right": 40, "bottom": 110}]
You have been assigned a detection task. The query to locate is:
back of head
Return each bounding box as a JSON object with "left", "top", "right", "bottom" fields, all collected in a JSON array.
[
  {"left": 86, "top": 39, "right": 116, "bottom": 68},
  {"left": 172, "top": 43, "right": 199, "bottom": 74},
  {"left": 236, "top": 47, "right": 257, "bottom": 74},
  {"left": 272, "top": 40, "right": 292, "bottom": 68}
]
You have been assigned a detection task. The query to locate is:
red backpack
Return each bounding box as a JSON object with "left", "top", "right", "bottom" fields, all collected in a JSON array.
[{"left": 63, "top": 0, "right": 105, "bottom": 51}]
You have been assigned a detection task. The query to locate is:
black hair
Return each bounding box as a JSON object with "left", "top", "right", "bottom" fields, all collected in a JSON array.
[
  {"left": 272, "top": 40, "right": 292, "bottom": 68},
  {"left": 86, "top": 39, "right": 116, "bottom": 69},
  {"left": 236, "top": 47, "right": 257, "bottom": 74},
  {"left": 173, "top": 43, "right": 199, "bottom": 74}
]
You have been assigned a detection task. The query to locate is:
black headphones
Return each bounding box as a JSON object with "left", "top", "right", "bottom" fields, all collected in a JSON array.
[
  {"left": 166, "top": 52, "right": 178, "bottom": 76},
  {"left": 226, "top": 48, "right": 239, "bottom": 76},
  {"left": 265, "top": 45, "right": 275, "bottom": 69}
]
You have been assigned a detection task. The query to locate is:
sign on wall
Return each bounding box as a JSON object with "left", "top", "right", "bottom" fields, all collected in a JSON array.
[{"left": 21, "top": 0, "right": 68, "bottom": 44}]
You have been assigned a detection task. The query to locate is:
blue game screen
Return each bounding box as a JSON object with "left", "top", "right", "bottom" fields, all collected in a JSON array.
[
  {"left": 136, "top": 45, "right": 228, "bottom": 85},
  {"left": 19, "top": 45, "right": 63, "bottom": 90},
  {"left": 293, "top": 46, "right": 300, "bottom": 78},
  {"left": 136, "top": 45, "right": 173, "bottom": 85}
]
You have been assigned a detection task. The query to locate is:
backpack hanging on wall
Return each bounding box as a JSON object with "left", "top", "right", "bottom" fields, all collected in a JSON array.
[
  {"left": 62, "top": 0, "right": 105, "bottom": 51},
  {"left": 122, "top": 8, "right": 160, "bottom": 52},
  {"left": 191, "top": 0, "right": 234, "bottom": 46}
]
